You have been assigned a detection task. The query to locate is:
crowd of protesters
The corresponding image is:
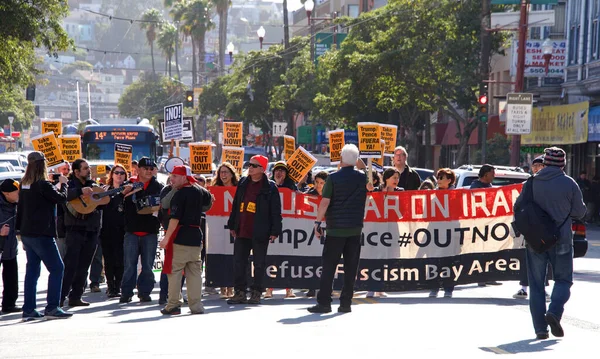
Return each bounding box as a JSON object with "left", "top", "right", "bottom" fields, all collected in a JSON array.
[{"left": 0, "top": 144, "right": 586, "bottom": 340}]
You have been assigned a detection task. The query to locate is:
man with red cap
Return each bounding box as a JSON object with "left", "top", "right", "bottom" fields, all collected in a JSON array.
[
  {"left": 226, "top": 155, "right": 282, "bottom": 305},
  {"left": 159, "top": 165, "right": 213, "bottom": 315}
]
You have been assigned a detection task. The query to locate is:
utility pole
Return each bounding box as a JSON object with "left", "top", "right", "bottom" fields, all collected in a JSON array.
[
  {"left": 510, "top": 0, "right": 529, "bottom": 166},
  {"left": 480, "top": 0, "right": 492, "bottom": 164}
]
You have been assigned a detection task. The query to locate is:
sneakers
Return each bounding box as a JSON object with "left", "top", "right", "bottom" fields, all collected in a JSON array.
[
  {"left": 247, "top": 290, "right": 262, "bottom": 305},
  {"left": 307, "top": 304, "right": 332, "bottom": 313},
  {"left": 90, "top": 284, "right": 101, "bottom": 293},
  {"left": 22, "top": 310, "right": 44, "bottom": 322},
  {"left": 138, "top": 295, "right": 152, "bottom": 303},
  {"left": 68, "top": 299, "right": 90, "bottom": 307},
  {"left": 513, "top": 289, "right": 528, "bottom": 299},
  {"left": 264, "top": 288, "right": 273, "bottom": 298},
  {"left": 338, "top": 305, "right": 351, "bottom": 313},
  {"left": 227, "top": 290, "right": 248, "bottom": 305},
  {"left": 429, "top": 289, "right": 439, "bottom": 298},
  {"left": 545, "top": 312, "right": 564, "bottom": 337},
  {"left": 160, "top": 307, "right": 181, "bottom": 315},
  {"left": 45, "top": 307, "right": 73, "bottom": 320},
  {"left": 536, "top": 332, "right": 549, "bottom": 340},
  {"left": 119, "top": 296, "right": 132, "bottom": 304}
]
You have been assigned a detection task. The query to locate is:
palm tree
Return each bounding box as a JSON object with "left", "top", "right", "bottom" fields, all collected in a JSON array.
[
  {"left": 212, "top": 0, "right": 231, "bottom": 75},
  {"left": 140, "top": 8, "right": 164, "bottom": 76},
  {"left": 182, "top": 0, "right": 214, "bottom": 85},
  {"left": 158, "top": 22, "right": 179, "bottom": 77},
  {"left": 171, "top": 0, "right": 192, "bottom": 84}
]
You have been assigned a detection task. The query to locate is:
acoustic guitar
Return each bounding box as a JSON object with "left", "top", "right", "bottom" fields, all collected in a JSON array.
[{"left": 67, "top": 182, "right": 143, "bottom": 215}]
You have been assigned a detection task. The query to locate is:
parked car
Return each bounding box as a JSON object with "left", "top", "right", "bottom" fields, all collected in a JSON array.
[
  {"left": 0, "top": 171, "right": 23, "bottom": 182},
  {"left": 0, "top": 162, "right": 17, "bottom": 173},
  {"left": 572, "top": 219, "right": 588, "bottom": 258},
  {"left": 0, "top": 153, "right": 27, "bottom": 172},
  {"left": 453, "top": 165, "right": 530, "bottom": 188}
]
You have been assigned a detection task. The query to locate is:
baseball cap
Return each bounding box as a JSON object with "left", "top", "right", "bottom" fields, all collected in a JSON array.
[
  {"left": 138, "top": 157, "right": 157, "bottom": 168},
  {"left": 0, "top": 179, "right": 19, "bottom": 193},
  {"left": 28, "top": 151, "right": 45, "bottom": 162},
  {"left": 171, "top": 165, "right": 197, "bottom": 184},
  {"left": 532, "top": 156, "right": 544, "bottom": 165}
]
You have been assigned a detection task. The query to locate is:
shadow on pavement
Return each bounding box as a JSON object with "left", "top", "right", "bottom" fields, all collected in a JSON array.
[
  {"left": 573, "top": 270, "right": 600, "bottom": 284},
  {"left": 277, "top": 312, "right": 345, "bottom": 325},
  {"left": 485, "top": 338, "right": 560, "bottom": 354}
]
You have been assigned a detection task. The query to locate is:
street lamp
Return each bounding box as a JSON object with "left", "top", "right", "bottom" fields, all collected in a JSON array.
[
  {"left": 227, "top": 42, "right": 234, "bottom": 62},
  {"left": 257, "top": 26, "right": 266, "bottom": 49},
  {"left": 305, "top": 0, "right": 314, "bottom": 18},
  {"left": 305, "top": 0, "right": 317, "bottom": 151},
  {"left": 542, "top": 38, "right": 553, "bottom": 75}
]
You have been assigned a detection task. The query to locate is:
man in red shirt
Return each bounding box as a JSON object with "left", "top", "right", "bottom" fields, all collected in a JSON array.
[{"left": 226, "top": 155, "right": 282, "bottom": 305}]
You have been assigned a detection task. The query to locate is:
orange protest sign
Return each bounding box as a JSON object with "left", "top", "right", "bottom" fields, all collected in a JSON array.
[
  {"left": 357, "top": 122, "right": 382, "bottom": 158},
  {"left": 286, "top": 146, "right": 317, "bottom": 183},
  {"left": 328, "top": 129, "right": 344, "bottom": 165}
]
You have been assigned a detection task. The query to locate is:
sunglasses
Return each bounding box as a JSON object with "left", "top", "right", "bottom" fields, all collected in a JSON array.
[
  {"left": 248, "top": 163, "right": 262, "bottom": 168},
  {"left": 114, "top": 171, "right": 126, "bottom": 175}
]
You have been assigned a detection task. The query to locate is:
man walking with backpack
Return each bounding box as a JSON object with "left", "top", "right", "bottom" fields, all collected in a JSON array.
[{"left": 514, "top": 147, "right": 586, "bottom": 340}]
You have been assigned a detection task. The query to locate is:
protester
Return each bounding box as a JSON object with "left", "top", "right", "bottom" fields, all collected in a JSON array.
[
  {"left": 297, "top": 171, "right": 313, "bottom": 193},
  {"left": 267, "top": 161, "right": 296, "bottom": 298},
  {"left": 371, "top": 170, "right": 382, "bottom": 189},
  {"left": 470, "top": 164, "right": 495, "bottom": 189},
  {"left": 131, "top": 160, "right": 139, "bottom": 178},
  {"left": 576, "top": 171, "right": 593, "bottom": 223},
  {"left": 303, "top": 171, "right": 329, "bottom": 298},
  {"left": 100, "top": 164, "right": 128, "bottom": 298},
  {"left": 61, "top": 159, "right": 102, "bottom": 307},
  {"left": 55, "top": 162, "right": 70, "bottom": 259},
  {"left": 120, "top": 157, "right": 164, "bottom": 303},
  {"left": 158, "top": 166, "right": 213, "bottom": 315},
  {"left": 419, "top": 179, "right": 435, "bottom": 190},
  {"left": 16, "top": 151, "right": 72, "bottom": 320},
  {"left": 514, "top": 147, "right": 586, "bottom": 339},
  {"left": 226, "top": 155, "right": 282, "bottom": 305},
  {"left": 308, "top": 145, "right": 372, "bottom": 314},
  {"left": 367, "top": 168, "right": 405, "bottom": 298},
  {"left": 392, "top": 146, "right": 421, "bottom": 190},
  {"left": 429, "top": 168, "right": 456, "bottom": 298},
  {"left": 0, "top": 179, "right": 20, "bottom": 314},
  {"left": 158, "top": 179, "right": 183, "bottom": 305},
  {"left": 212, "top": 162, "right": 239, "bottom": 299}
]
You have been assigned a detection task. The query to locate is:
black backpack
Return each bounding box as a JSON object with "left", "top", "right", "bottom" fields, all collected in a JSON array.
[{"left": 512, "top": 177, "right": 569, "bottom": 254}]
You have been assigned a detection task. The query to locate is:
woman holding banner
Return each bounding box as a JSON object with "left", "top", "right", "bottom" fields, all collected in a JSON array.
[
  {"left": 212, "top": 162, "right": 239, "bottom": 299},
  {"left": 366, "top": 168, "right": 405, "bottom": 298},
  {"left": 429, "top": 168, "right": 457, "bottom": 299}
]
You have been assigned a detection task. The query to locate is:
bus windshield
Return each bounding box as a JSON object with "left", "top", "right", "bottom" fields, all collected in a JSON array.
[
  {"left": 84, "top": 142, "right": 153, "bottom": 161},
  {"left": 82, "top": 126, "right": 157, "bottom": 161}
]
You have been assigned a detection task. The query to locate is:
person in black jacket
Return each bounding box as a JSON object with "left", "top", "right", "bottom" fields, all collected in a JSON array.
[
  {"left": 0, "top": 179, "right": 20, "bottom": 314},
  {"left": 61, "top": 159, "right": 103, "bottom": 307},
  {"left": 100, "top": 164, "right": 128, "bottom": 298},
  {"left": 271, "top": 161, "right": 297, "bottom": 191},
  {"left": 52, "top": 162, "right": 70, "bottom": 259},
  {"left": 393, "top": 146, "right": 421, "bottom": 190},
  {"left": 226, "top": 155, "right": 282, "bottom": 305},
  {"left": 120, "top": 157, "right": 164, "bottom": 303},
  {"left": 16, "top": 151, "right": 73, "bottom": 321}
]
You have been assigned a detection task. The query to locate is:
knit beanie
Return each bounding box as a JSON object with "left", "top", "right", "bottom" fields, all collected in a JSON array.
[{"left": 542, "top": 147, "right": 566, "bottom": 167}]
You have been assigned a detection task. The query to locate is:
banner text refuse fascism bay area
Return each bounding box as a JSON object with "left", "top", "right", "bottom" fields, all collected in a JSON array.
[{"left": 204, "top": 185, "right": 526, "bottom": 290}]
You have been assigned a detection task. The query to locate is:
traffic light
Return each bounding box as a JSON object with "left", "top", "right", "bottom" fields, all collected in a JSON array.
[
  {"left": 26, "top": 85, "right": 36, "bottom": 101},
  {"left": 185, "top": 90, "right": 194, "bottom": 108},
  {"left": 478, "top": 94, "right": 488, "bottom": 123}
]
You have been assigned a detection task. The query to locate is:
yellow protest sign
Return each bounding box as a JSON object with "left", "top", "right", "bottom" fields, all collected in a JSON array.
[
  {"left": 357, "top": 122, "right": 382, "bottom": 158},
  {"left": 223, "top": 122, "right": 243, "bottom": 147},
  {"left": 380, "top": 124, "right": 398, "bottom": 157},
  {"left": 96, "top": 164, "right": 107, "bottom": 175},
  {"left": 41, "top": 119, "right": 62, "bottom": 138},
  {"left": 286, "top": 146, "right": 318, "bottom": 183},
  {"left": 58, "top": 135, "right": 81, "bottom": 162},
  {"left": 114, "top": 143, "right": 133, "bottom": 173},
  {"left": 372, "top": 140, "right": 386, "bottom": 169},
  {"left": 31, "top": 132, "right": 65, "bottom": 169},
  {"left": 284, "top": 135, "right": 296, "bottom": 161},
  {"left": 328, "top": 129, "right": 344, "bottom": 165},
  {"left": 521, "top": 101, "right": 589, "bottom": 145},
  {"left": 189, "top": 142, "right": 213, "bottom": 174},
  {"left": 222, "top": 146, "right": 245, "bottom": 174}
]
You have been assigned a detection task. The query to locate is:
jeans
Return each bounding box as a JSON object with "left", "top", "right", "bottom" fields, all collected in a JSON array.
[
  {"left": 121, "top": 232, "right": 157, "bottom": 298},
  {"left": 89, "top": 244, "right": 103, "bottom": 286},
  {"left": 233, "top": 237, "right": 269, "bottom": 293},
  {"left": 62, "top": 230, "right": 98, "bottom": 301},
  {"left": 317, "top": 235, "right": 362, "bottom": 307},
  {"left": 1, "top": 257, "right": 19, "bottom": 309},
  {"left": 526, "top": 244, "right": 573, "bottom": 334},
  {"left": 21, "top": 236, "right": 64, "bottom": 314}
]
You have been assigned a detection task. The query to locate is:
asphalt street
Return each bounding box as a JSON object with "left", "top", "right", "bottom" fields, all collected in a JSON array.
[{"left": 1, "top": 228, "right": 599, "bottom": 358}]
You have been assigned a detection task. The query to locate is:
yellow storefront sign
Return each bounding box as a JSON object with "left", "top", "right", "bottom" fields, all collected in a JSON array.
[{"left": 521, "top": 101, "right": 589, "bottom": 145}]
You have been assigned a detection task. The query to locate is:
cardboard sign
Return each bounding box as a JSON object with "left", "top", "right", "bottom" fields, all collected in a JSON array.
[
  {"left": 114, "top": 143, "right": 133, "bottom": 173},
  {"left": 222, "top": 146, "right": 245, "bottom": 174},
  {"left": 380, "top": 124, "right": 398, "bottom": 157},
  {"left": 357, "top": 122, "right": 382, "bottom": 158},
  {"left": 41, "top": 119, "right": 62, "bottom": 138},
  {"left": 58, "top": 135, "right": 81, "bottom": 162},
  {"left": 223, "top": 122, "right": 243, "bottom": 147},
  {"left": 31, "top": 132, "right": 65, "bottom": 169},
  {"left": 284, "top": 135, "right": 296, "bottom": 161},
  {"left": 96, "top": 164, "right": 107, "bottom": 175},
  {"left": 189, "top": 142, "right": 213, "bottom": 174},
  {"left": 164, "top": 103, "right": 184, "bottom": 140},
  {"left": 372, "top": 140, "right": 386, "bottom": 170},
  {"left": 286, "top": 146, "right": 318, "bottom": 183},
  {"left": 328, "top": 129, "right": 344, "bottom": 165}
]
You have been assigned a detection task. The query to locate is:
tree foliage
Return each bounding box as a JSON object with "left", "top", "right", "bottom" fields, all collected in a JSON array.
[
  {"left": 118, "top": 73, "right": 187, "bottom": 120},
  {"left": 0, "top": 88, "right": 36, "bottom": 131}
]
